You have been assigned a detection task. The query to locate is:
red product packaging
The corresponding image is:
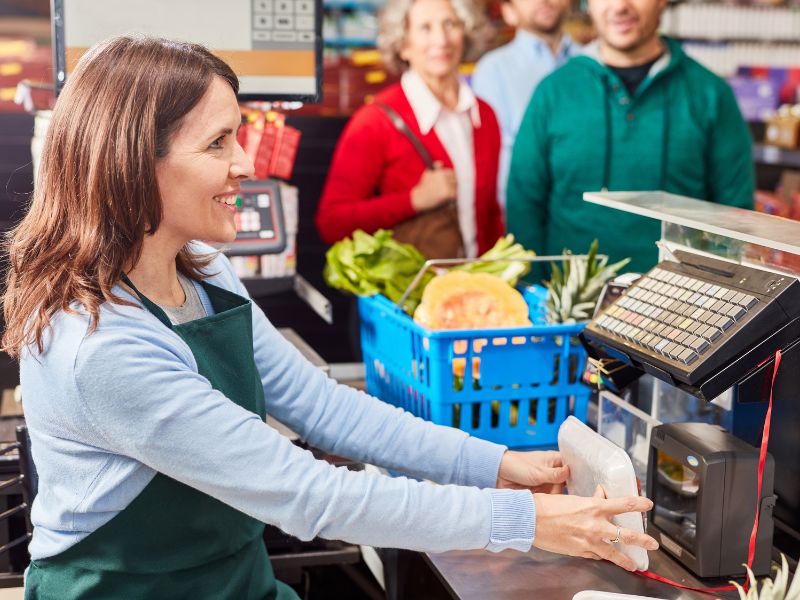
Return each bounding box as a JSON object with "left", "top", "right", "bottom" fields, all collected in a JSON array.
[
  {"left": 254, "top": 122, "right": 276, "bottom": 179},
  {"left": 254, "top": 112, "right": 301, "bottom": 180},
  {"left": 791, "top": 192, "right": 800, "bottom": 221},
  {"left": 239, "top": 108, "right": 302, "bottom": 180},
  {"left": 269, "top": 124, "right": 300, "bottom": 180},
  {"left": 755, "top": 189, "right": 791, "bottom": 218},
  {"left": 238, "top": 110, "right": 266, "bottom": 166}
]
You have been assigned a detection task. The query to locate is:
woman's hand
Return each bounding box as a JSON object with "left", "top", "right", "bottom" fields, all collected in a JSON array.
[
  {"left": 496, "top": 450, "right": 569, "bottom": 494},
  {"left": 532, "top": 485, "right": 659, "bottom": 572},
  {"left": 410, "top": 162, "right": 457, "bottom": 213}
]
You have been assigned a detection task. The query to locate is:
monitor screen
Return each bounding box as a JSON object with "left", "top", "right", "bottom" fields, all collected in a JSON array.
[{"left": 52, "top": 0, "right": 322, "bottom": 102}]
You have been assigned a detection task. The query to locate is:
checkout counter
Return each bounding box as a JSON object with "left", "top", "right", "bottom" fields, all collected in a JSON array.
[
  {"left": 412, "top": 193, "right": 800, "bottom": 600},
  {"left": 217, "top": 189, "right": 800, "bottom": 600}
]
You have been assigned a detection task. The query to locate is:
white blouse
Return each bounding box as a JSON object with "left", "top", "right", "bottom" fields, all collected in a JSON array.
[{"left": 401, "top": 70, "right": 481, "bottom": 258}]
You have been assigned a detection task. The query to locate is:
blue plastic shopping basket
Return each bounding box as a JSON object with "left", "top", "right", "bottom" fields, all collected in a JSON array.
[{"left": 358, "top": 278, "right": 591, "bottom": 449}]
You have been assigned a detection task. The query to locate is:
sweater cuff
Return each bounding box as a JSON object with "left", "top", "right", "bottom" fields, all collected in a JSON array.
[
  {"left": 457, "top": 436, "right": 507, "bottom": 489},
  {"left": 485, "top": 489, "right": 536, "bottom": 553}
]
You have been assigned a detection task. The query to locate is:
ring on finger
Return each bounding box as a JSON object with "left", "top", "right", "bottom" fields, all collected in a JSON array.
[{"left": 603, "top": 525, "right": 621, "bottom": 545}]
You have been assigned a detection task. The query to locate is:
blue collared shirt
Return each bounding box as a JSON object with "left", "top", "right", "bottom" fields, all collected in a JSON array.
[{"left": 472, "top": 31, "right": 580, "bottom": 209}]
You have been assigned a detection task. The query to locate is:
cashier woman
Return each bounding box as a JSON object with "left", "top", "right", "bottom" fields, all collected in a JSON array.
[{"left": 2, "top": 36, "right": 658, "bottom": 599}]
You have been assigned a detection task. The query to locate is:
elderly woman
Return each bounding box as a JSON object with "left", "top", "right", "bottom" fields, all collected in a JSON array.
[
  {"left": 4, "top": 36, "right": 656, "bottom": 599},
  {"left": 315, "top": 0, "right": 504, "bottom": 258}
]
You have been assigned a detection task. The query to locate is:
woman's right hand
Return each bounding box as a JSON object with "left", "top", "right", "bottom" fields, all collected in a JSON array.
[
  {"left": 410, "top": 163, "right": 457, "bottom": 213},
  {"left": 532, "top": 486, "right": 659, "bottom": 572}
]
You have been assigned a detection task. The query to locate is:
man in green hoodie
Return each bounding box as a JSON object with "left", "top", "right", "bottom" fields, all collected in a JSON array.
[{"left": 506, "top": 0, "right": 754, "bottom": 276}]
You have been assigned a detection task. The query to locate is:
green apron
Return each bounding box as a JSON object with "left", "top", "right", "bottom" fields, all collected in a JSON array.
[{"left": 26, "top": 277, "right": 299, "bottom": 600}]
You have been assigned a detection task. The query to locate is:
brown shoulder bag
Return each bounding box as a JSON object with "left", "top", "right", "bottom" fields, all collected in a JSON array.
[{"left": 376, "top": 102, "right": 465, "bottom": 259}]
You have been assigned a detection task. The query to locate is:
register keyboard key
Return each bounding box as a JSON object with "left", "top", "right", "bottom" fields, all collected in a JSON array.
[
  {"left": 717, "top": 316, "right": 733, "bottom": 330},
  {"left": 740, "top": 295, "right": 758, "bottom": 308},
  {"left": 679, "top": 348, "right": 698, "bottom": 364},
  {"left": 727, "top": 305, "right": 746, "bottom": 320},
  {"left": 688, "top": 336, "right": 709, "bottom": 353}
]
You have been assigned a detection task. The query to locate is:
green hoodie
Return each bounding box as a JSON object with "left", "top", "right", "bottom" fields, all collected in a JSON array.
[{"left": 507, "top": 37, "right": 754, "bottom": 277}]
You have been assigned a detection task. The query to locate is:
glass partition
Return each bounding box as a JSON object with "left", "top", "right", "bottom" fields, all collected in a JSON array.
[{"left": 583, "top": 191, "right": 800, "bottom": 277}]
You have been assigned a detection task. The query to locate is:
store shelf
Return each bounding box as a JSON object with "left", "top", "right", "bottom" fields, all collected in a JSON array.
[
  {"left": 661, "top": 3, "right": 800, "bottom": 42},
  {"left": 753, "top": 144, "right": 800, "bottom": 169},
  {"left": 323, "top": 37, "right": 376, "bottom": 48},
  {"left": 323, "top": 1, "right": 381, "bottom": 10},
  {"left": 679, "top": 36, "right": 800, "bottom": 44}
]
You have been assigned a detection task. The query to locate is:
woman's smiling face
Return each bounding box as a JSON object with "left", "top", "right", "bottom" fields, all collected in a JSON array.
[
  {"left": 155, "top": 76, "right": 254, "bottom": 247},
  {"left": 401, "top": 0, "right": 465, "bottom": 80}
]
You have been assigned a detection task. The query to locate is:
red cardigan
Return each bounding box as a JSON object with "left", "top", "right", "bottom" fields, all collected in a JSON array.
[{"left": 316, "top": 83, "right": 504, "bottom": 255}]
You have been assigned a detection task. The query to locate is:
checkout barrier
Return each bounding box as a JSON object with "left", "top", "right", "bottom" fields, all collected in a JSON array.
[{"left": 358, "top": 286, "right": 590, "bottom": 448}]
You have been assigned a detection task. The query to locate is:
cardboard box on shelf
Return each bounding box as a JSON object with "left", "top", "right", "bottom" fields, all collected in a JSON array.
[{"left": 765, "top": 106, "right": 800, "bottom": 149}]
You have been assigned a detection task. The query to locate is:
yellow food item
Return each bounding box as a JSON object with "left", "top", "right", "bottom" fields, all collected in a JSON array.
[{"left": 413, "top": 272, "right": 532, "bottom": 330}]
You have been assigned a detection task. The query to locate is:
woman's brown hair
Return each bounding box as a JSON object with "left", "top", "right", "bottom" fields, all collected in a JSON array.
[{"left": 2, "top": 36, "right": 239, "bottom": 357}]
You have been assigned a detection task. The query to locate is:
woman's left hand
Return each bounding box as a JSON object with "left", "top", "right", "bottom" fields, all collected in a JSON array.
[{"left": 496, "top": 450, "right": 569, "bottom": 494}]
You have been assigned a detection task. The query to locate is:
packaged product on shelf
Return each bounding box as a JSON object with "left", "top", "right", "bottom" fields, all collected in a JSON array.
[
  {"left": 238, "top": 108, "right": 302, "bottom": 179},
  {"left": 1, "top": 36, "right": 53, "bottom": 112},
  {"left": 755, "top": 189, "right": 792, "bottom": 218},
  {"left": 259, "top": 184, "right": 298, "bottom": 278},
  {"left": 229, "top": 255, "right": 260, "bottom": 279},
  {"left": 780, "top": 171, "right": 800, "bottom": 217},
  {"left": 765, "top": 105, "right": 800, "bottom": 150},
  {"left": 728, "top": 76, "right": 779, "bottom": 122}
]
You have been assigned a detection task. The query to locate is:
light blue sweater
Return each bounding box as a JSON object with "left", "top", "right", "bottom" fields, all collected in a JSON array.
[
  {"left": 471, "top": 31, "right": 579, "bottom": 209},
  {"left": 20, "top": 245, "right": 536, "bottom": 560}
]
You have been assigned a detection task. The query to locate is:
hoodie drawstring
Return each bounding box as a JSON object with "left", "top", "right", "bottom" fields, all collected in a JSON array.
[
  {"left": 659, "top": 79, "right": 670, "bottom": 191},
  {"left": 602, "top": 74, "right": 612, "bottom": 192}
]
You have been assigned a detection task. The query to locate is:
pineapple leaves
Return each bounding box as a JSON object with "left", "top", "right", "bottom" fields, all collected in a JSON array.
[
  {"left": 544, "top": 240, "right": 631, "bottom": 324},
  {"left": 731, "top": 554, "right": 800, "bottom": 600}
]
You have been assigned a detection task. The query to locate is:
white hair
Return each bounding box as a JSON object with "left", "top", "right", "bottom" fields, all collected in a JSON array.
[{"left": 377, "top": 0, "right": 488, "bottom": 74}]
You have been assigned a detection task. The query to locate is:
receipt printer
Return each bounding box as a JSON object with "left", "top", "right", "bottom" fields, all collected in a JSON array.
[{"left": 647, "top": 422, "right": 776, "bottom": 578}]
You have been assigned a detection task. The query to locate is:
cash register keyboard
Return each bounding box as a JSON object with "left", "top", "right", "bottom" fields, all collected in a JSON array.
[
  {"left": 582, "top": 250, "right": 800, "bottom": 389},
  {"left": 595, "top": 268, "right": 757, "bottom": 366}
]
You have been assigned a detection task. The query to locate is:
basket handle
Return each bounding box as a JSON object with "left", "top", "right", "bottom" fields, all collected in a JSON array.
[{"left": 397, "top": 254, "right": 607, "bottom": 309}]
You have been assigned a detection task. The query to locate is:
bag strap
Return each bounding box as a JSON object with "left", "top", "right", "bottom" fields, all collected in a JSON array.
[
  {"left": 120, "top": 273, "right": 174, "bottom": 329},
  {"left": 375, "top": 102, "right": 435, "bottom": 170}
]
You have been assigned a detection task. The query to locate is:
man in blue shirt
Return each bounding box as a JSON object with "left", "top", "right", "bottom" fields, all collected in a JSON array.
[{"left": 472, "top": 0, "right": 579, "bottom": 210}]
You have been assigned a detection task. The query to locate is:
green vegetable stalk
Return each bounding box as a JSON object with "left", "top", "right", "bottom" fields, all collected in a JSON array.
[
  {"left": 323, "top": 230, "right": 537, "bottom": 316},
  {"left": 452, "top": 234, "right": 535, "bottom": 287},
  {"left": 544, "top": 240, "right": 630, "bottom": 324}
]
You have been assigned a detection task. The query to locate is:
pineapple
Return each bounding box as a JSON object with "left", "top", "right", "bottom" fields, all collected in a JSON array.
[
  {"left": 544, "top": 240, "right": 630, "bottom": 324},
  {"left": 732, "top": 555, "right": 800, "bottom": 600}
]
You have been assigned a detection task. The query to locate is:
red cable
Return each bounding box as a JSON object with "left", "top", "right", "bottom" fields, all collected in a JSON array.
[
  {"left": 635, "top": 569, "right": 737, "bottom": 594},
  {"left": 747, "top": 350, "right": 779, "bottom": 569},
  {"left": 635, "top": 349, "right": 782, "bottom": 596}
]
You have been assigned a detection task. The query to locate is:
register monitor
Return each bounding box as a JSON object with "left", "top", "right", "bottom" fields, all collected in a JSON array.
[
  {"left": 220, "top": 179, "right": 287, "bottom": 256},
  {"left": 52, "top": 0, "right": 322, "bottom": 102}
]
